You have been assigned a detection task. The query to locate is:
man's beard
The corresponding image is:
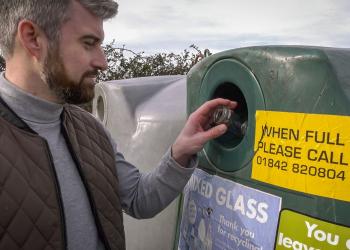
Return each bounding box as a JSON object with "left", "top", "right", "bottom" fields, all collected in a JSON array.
[{"left": 43, "top": 46, "right": 98, "bottom": 104}]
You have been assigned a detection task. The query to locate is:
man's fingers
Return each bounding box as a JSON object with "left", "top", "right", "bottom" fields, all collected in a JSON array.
[
  {"left": 195, "top": 98, "right": 237, "bottom": 118},
  {"left": 201, "top": 124, "right": 227, "bottom": 141}
]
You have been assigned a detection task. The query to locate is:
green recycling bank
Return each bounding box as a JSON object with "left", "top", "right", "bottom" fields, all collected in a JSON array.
[{"left": 176, "top": 46, "right": 350, "bottom": 250}]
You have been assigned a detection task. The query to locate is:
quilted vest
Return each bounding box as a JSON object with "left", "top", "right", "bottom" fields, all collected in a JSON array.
[{"left": 0, "top": 99, "right": 125, "bottom": 250}]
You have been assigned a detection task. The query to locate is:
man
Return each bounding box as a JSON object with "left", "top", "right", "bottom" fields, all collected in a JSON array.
[{"left": 0, "top": 0, "right": 236, "bottom": 249}]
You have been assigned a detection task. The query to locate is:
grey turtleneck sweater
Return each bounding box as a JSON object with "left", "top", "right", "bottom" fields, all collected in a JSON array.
[{"left": 0, "top": 73, "right": 196, "bottom": 250}]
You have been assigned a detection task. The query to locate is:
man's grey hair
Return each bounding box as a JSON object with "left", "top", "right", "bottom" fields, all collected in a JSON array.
[{"left": 0, "top": 0, "right": 118, "bottom": 58}]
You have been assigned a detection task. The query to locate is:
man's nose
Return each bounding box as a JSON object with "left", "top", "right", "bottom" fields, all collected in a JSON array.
[{"left": 92, "top": 48, "right": 108, "bottom": 71}]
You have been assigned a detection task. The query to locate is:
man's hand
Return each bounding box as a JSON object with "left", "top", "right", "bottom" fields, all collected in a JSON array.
[{"left": 172, "top": 98, "right": 237, "bottom": 166}]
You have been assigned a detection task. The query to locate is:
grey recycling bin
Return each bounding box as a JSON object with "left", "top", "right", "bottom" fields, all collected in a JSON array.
[{"left": 92, "top": 75, "right": 187, "bottom": 250}]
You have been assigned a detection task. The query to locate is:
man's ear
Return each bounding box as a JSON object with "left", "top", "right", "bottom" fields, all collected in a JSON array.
[{"left": 17, "top": 19, "right": 47, "bottom": 60}]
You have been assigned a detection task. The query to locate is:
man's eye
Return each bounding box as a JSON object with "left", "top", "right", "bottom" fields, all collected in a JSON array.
[{"left": 83, "top": 40, "right": 95, "bottom": 48}]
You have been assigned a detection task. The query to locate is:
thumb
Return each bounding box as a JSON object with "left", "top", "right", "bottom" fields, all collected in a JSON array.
[{"left": 202, "top": 124, "right": 227, "bottom": 141}]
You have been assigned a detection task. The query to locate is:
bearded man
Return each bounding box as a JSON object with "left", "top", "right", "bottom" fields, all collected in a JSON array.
[{"left": 0, "top": 1, "right": 236, "bottom": 249}]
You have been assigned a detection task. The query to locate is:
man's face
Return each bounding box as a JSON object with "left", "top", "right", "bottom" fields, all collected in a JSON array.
[{"left": 43, "top": 1, "right": 107, "bottom": 104}]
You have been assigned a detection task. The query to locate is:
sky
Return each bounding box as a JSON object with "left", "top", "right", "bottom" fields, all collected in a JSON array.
[{"left": 104, "top": 0, "right": 350, "bottom": 54}]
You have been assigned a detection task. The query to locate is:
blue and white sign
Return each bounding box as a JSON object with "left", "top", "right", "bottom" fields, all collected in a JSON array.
[{"left": 178, "top": 169, "right": 281, "bottom": 250}]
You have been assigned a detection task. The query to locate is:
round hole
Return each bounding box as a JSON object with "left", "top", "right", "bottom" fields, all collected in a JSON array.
[
  {"left": 97, "top": 95, "right": 105, "bottom": 122},
  {"left": 212, "top": 82, "right": 248, "bottom": 148}
]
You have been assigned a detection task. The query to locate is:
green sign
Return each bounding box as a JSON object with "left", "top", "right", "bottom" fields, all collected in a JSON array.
[{"left": 275, "top": 210, "right": 350, "bottom": 250}]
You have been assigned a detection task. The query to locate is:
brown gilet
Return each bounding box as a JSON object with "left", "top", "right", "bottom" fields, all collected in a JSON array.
[{"left": 0, "top": 99, "right": 125, "bottom": 250}]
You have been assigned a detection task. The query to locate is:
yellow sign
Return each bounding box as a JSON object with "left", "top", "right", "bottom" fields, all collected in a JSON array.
[{"left": 251, "top": 110, "right": 350, "bottom": 202}]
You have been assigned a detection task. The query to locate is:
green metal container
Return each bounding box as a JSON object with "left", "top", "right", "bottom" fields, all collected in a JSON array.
[{"left": 176, "top": 46, "right": 350, "bottom": 250}]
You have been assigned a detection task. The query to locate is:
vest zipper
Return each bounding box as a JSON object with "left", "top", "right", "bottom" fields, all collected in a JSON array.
[
  {"left": 61, "top": 126, "right": 112, "bottom": 250},
  {"left": 43, "top": 140, "right": 68, "bottom": 250}
]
